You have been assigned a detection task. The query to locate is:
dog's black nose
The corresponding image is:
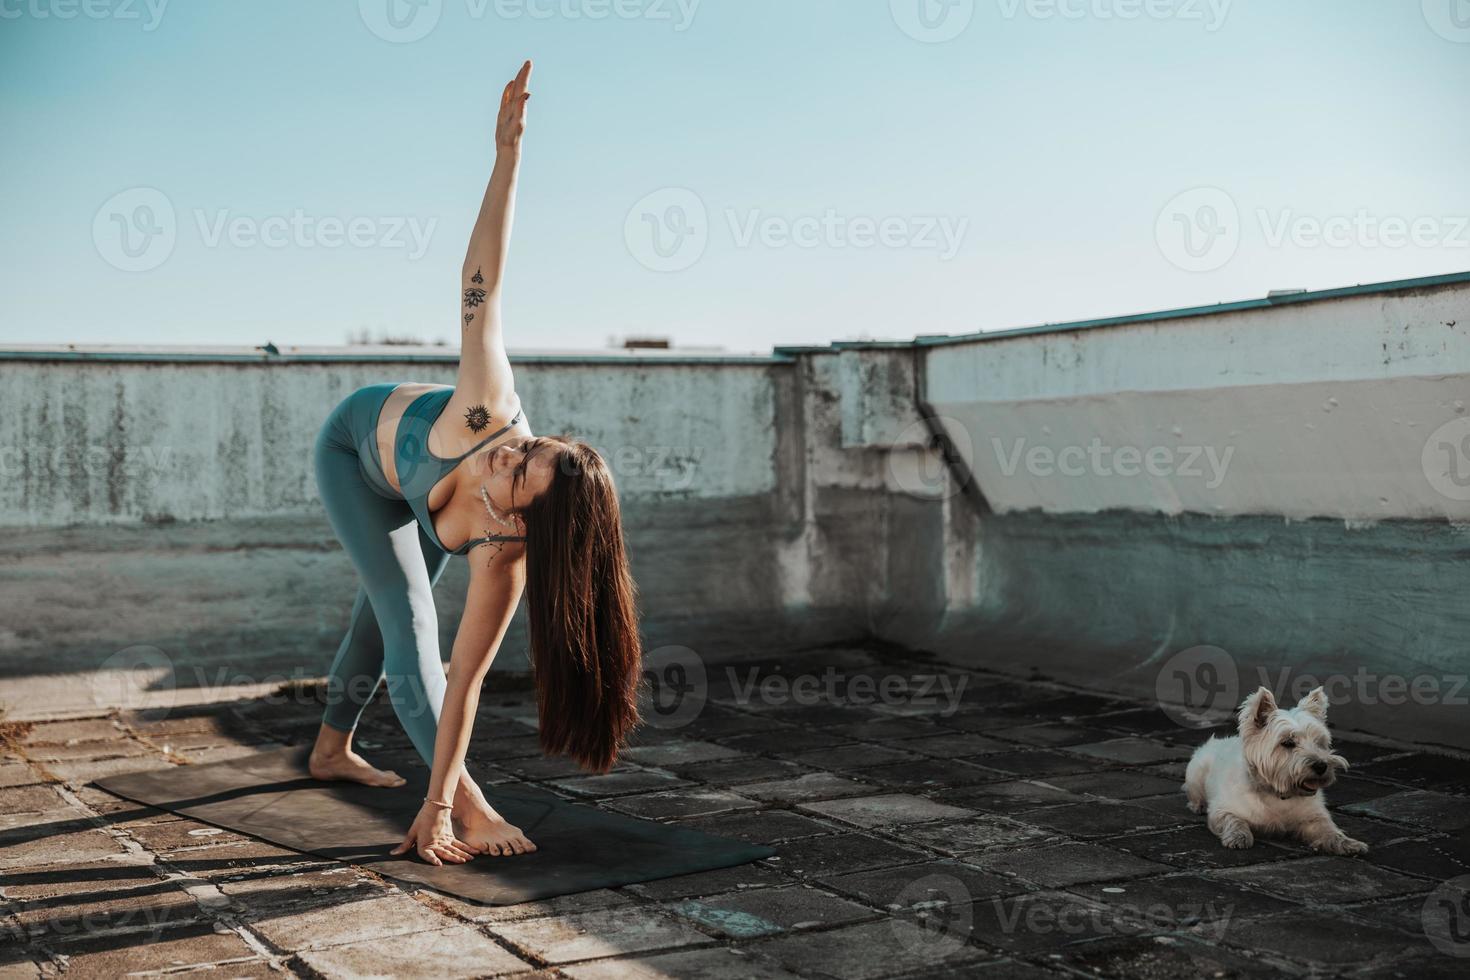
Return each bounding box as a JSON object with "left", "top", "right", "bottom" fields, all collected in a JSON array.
[{"left": 1311, "top": 760, "right": 1328, "bottom": 775}]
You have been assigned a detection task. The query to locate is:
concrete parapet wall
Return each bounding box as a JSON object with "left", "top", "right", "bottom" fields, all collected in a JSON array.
[{"left": 3, "top": 272, "right": 1468, "bottom": 747}]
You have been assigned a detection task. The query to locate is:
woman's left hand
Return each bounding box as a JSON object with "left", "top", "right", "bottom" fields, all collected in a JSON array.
[{"left": 496, "top": 60, "right": 532, "bottom": 151}]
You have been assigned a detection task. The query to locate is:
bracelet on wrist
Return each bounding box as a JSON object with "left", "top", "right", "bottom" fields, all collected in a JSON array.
[{"left": 423, "top": 796, "right": 454, "bottom": 810}]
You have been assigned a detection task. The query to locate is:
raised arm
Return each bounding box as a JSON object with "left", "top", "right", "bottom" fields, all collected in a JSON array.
[{"left": 453, "top": 60, "right": 532, "bottom": 413}]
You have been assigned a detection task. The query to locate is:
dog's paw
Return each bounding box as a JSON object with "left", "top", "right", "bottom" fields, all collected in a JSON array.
[
  {"left": 1186, "top": 798, "right": 1205, "bottom": 815},
  {"left": 1220, "top": 828, "right": 1254, "bottom": 849},
  {"left": 1311, "top": 834, "right": 1369, "bottom": 856}
]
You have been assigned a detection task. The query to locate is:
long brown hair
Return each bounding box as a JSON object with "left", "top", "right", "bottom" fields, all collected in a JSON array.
[{"left": 520, "top": 437, "right": 643, "bottom": 773}]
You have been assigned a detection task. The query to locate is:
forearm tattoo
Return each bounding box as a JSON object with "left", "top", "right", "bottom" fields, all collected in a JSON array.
[
  {"left": 471, "top": 267, "right": 484, "bottom": 284},
  {"left": 464, "top": 404, "right": 492, "bottom": 433}
]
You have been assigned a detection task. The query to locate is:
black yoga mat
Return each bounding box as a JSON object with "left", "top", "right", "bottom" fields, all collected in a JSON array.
[{"left": 94, "top": 746, "right": 773, "bottom": 905}]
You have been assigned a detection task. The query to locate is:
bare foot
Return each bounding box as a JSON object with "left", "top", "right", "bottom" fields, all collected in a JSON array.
[
  {"left": 457, "top": 806, "right": 537, "bottom": 857},
  {"left": 308, "top": 748, "right": 406, "bottom": 788}
]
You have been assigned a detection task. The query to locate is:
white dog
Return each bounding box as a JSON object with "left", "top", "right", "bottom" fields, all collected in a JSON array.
[{"left": 1184, "top": 685, "right": 1367, "bottom": 855}]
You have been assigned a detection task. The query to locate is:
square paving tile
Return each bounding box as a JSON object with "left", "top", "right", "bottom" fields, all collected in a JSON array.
[
  {"left": 490, "top": 907, "right": 713, "bottom": 965},
  {"left": 1343, "top": 790, "right": 1470, "bottom": 830},
  {"left": 1363, "top": 834, "right": 1470, "bottom": 878},
  {"left": 1217, "top": 909, "right": 1426, "bottom": 966},
  {"left": 963, "top": 890, "right": 1126, "bottom": 954},
  {"left": 770, "top": 834, "right": 929, "bottom": 878},
  {"left": 1011, "top": 801, "right": 1184, "bottom": 840},
  {"left": 788, "top": 745, "right": 923, "bottom": 772},
  {"left": 1212, "top": 855, "right": 1434, "bottom": 904},
  {"left": 662, "top": 756, "right": 808, "bottom": 786},
  {"left": 562, "top": 946, "right": 802, "bottom": 979},
  {"left": 898, "top": 817, "right": 1058, "bottom": 858},
  {"left": 933, "top": 780, "right": 1082, "bottom": 815},
  {"left": 1042, "top": 770, "right": 1184, "bottom": 800},
  {"left": 673, "top": 810, "right": 840, "bottom": 846},
  {"left": 798, "top": 794, "right": 975, "bottom": 829},
  {"left": 1064, "top": 737, "right": 1192, "bottom": 765},
  {"left": 1105, "top": 827, "right": 1303, "bottom": 870},
  {"left": 972, "top": 843, "right": 1170, "bottom": 888},
  {"left": 0, "top": 829, "right": 127, "bottom": 871},
  {"left": 605, "top": 788, "right": 759, "bottom": 820},
  {"left": 620, "top": 740, "right": 745, "bottom": 767},
  {"left": 35, "top": 920, "right": 258, "bottom": 975},
  {"left": 851, "top": 759, "right": 1003, "bottom": 791},
  {"left": 1068, "top": 873, "right": 1296, "bottom": 927},
  {"left": 548, "top": 770, "right": 693, "bottom": 798},
  {"left": 819, "top": 859, "right": 1022, "bottom": 909},
  {"left": 667, "top": 884, "right": 872, "bottom": 938},
  {"left": 890, "top": 733, "right": 1015, "bottom": 757},
  {"left": 245, "top": 891, "right": 438, "bottom": 950},
  {"left": 13, "top": 880, "right": 208, "bottom": 941},
  {"left": 716, "top": 729, "right": 852, "bottom": 755},
  {"left": 1355, "top": 752, "right": 1470, "bottom": 795},
  {"left": 821, "top": 717, "right": 941, "bottom": 740},
  {"left": 988, "top": 724, "right": 1120, "bottom": 748},
  {"left": 295, "top": 924, "right": 534, "bottom": 978},
  {"left": 738, "top": 773, "right": 877, "bottom": 804},
  {"left": 624, "top": 863, "right": 789, "bottom": 901},
  {"left": 1053, "top": 933, "right": 1290, "bottom": 979},
  {"left": 753, "top": 917, "right": 993, "bottom": 979},
  {"left": 959, "top": 750, "right": 1105, "bottom": 778}
]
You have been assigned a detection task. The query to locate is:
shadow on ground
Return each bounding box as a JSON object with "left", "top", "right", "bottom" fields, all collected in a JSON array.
[{"left": 3, "top": 642, "right": 1467, "bottom": 978}]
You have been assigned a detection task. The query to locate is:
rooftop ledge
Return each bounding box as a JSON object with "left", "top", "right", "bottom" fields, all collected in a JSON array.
[{"left": 4, "top": 269, "right": 1466, "bottom": 365}]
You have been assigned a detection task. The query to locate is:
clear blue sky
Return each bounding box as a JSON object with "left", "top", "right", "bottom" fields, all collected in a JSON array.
[{"left": 3, "top": 0, "right": 1467, "bottom": 354}]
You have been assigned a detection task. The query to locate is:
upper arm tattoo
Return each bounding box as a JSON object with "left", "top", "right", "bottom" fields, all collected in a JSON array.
[
  {"left": 464, "top": 404, "right": 492, "bottom": 432},
  {"left": 463, "top": 269, "right": 486, "bottom": 328}
]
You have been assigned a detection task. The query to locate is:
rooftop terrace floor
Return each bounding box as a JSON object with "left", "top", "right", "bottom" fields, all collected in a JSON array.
[{"left": 2, "top": 644, "right": 1466, "bottom": 979}]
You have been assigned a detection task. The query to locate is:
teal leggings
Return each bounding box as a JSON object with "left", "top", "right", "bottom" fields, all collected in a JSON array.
[{"left": 312, "top": 385, "right": 448, "bottom": 766}]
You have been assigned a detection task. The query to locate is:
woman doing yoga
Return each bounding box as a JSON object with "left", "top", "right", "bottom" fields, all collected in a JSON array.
[{"left": 308, "top": 61, "right": 642, "bottom": 865}]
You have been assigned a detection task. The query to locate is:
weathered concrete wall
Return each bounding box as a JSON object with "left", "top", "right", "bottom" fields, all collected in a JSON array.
[
  {"left": 923, "top": 281, "right": 1470, "bottom": 521},
  {"left": 0, "top": 348, "right": 887, "bottom": 701},
  {"left": 4, "top": 273, "right": 1469, "bottom": 747},
  {"left": 883, "top": 274, "right": 1470, "bottom": 749}
]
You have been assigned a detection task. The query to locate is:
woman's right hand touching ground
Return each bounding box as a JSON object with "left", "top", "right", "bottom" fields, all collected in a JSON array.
[{"left": 390, "top": 803, "right": 479, "bottom": 866}]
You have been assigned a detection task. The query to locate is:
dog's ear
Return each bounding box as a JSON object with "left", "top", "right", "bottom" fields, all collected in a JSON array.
[
  {"left": 1296, "top": 686, "right": 1329, "bottom": 720},
  {"left": 1238, "top": 686, "right": 1277, "bottom": 733}
]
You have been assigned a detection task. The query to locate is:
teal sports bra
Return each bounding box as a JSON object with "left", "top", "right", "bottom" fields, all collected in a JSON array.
[{"left": 392, "top": 387, "right": 528, "bottom": 555}]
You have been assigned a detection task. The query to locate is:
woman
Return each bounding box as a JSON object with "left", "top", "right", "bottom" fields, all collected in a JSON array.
[{"left": 307, "top": 61, "right": 642, "bottom": 866}]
